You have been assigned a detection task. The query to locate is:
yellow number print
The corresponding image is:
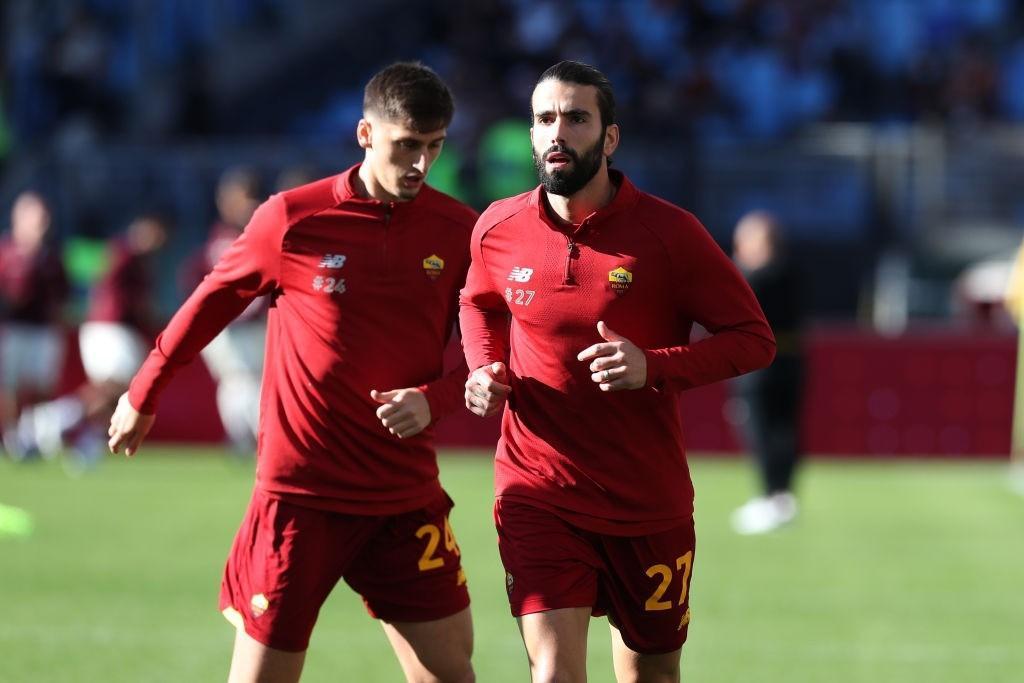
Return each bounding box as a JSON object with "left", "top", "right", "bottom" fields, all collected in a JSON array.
[
  {"left": 443, "top": 517, "right": 461, "bottom": 556},
  {"left": 644, "top": 564, "right": 674, "bottom": 611},
  {"left": 415, "top": 524, "right": 445, "bottom": 571},
  {"left": 644, "top": 552, "right": 695, "bottom": 612},
  {"left": 676, "top": 551, "right": 693, "bottom": 606}
]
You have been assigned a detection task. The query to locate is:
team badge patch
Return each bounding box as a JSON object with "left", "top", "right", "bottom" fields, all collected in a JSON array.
[
  {"left": 608, "top": 266, "right": 633, "bottom": 295},
  {"left": 505, "top": 571, "right": 514, "bottom": 596},
  {"left": 250, "top": 593, "right": 269, "bottom": 618},
  {"left": 423, "top": 254, "right": 445, "bottom": 280}
]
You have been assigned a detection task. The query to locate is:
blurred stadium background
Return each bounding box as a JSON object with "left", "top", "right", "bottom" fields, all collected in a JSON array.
[{"left": 1, "top": 0, "right": 1022, "bottom": 681}]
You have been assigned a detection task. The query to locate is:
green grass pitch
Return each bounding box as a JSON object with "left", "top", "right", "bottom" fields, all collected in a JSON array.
[{"left": 1, "top": 449, "right": 1022, "bottom": 682}]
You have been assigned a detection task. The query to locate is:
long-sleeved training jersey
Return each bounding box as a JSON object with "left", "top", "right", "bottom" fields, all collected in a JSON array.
[
  {"left": 130, "top": 165, "right": 477, "bottom": 514},
  {"left": 460, "top": 170, "right": 775, "bottom": 534}
]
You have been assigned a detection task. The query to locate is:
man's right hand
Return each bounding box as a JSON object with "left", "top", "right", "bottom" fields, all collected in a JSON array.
[
  {"left": 465, "top": 362, "right": 511, "bottom": 418},
  {"left": 108, "top": 392, "right": 156, "bottom": 457}
]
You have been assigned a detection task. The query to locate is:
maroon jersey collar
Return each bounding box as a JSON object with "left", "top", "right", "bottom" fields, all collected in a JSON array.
[
  {"left": 332, "top": 163, "right": 434, "bottom": 212},
  {"left": 530, "top": 169, "right": 639, "bottom": 235}
]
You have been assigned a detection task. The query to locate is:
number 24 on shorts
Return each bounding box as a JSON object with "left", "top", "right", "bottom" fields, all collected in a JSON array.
[{"left": 415, "top": 518, "right": 460, "bottom": 571}]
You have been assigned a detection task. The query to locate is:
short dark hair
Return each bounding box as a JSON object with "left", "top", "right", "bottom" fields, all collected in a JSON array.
[
  {"left": 534, "top": 61, "right": 616, "bottom": 128},
  {"left": 363, "top": 62, "right": 454, "bottom": 132}
]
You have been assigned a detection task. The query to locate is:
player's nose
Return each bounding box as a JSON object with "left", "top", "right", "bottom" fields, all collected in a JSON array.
[{"left": 413, "top": 152, "right": 428, "bottom": 173}]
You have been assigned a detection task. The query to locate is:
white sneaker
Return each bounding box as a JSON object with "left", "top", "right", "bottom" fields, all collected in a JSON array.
[
  {"left": 17, "top": 397, "right": 84, "bottom": 460},
  {"left": 731, "top": 492, "right": 798, "bottom": 535}
]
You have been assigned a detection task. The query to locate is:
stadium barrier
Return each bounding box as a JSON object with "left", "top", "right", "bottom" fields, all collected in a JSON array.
[{"left": 55, "top": 325, "right": 1015, "bottom": 457}]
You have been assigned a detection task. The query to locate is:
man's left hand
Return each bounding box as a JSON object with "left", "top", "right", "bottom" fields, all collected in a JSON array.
[
  {"left": 370, "top": 388, "right": 431, "bottom": 438},
  {"left": 577, "top": 321, "right": 647, "bottom": 392}
]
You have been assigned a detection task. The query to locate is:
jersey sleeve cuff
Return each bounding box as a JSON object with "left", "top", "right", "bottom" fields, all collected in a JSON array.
[
  {"left": 127, "top": 375, "right": 158, "bottom": 414},
  {"left": 643, "top": 348, "right": 668, "bottom": 391},
  {"left": 418, "top": 381, "right": 457, "bottom": 425},
  {"left": 418, "top": 383, "right": 440, "bottom": 425}
]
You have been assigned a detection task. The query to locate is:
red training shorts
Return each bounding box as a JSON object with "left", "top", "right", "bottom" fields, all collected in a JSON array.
[
  {"left": 495, "top": 498, "right": 696, "bottom": 655},
  {"left": 219, "top": 488, "right": 469, "bottom": 652}
]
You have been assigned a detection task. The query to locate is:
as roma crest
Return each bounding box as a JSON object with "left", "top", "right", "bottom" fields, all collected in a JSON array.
[
  {"left": 608, "top": 266, "right": 632, "bottom": 295},
  {"left": 250, "top": 593, "right": 269, "bottom": 618},
  {"left": 423, "top": 254, "right": 445, "bottom": 281}
]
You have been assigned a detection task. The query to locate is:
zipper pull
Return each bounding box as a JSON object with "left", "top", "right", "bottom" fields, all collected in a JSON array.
[{"left": 564, "top": 239, "right": 577, "bottom": 284}]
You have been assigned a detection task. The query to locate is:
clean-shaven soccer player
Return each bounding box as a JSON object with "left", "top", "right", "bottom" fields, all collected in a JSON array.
[
  {"left": 109, "top": 63, "right": 477, "bottom": 683},
  {"left": 460, "top": 61, "right": 776, "bottom": 683}
]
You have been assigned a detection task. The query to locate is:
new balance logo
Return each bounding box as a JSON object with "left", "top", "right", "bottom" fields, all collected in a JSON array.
[
  {"left": 507, "top": 266, "right": 534, "bottom": 283},
  {"left": 318, "top": 254, "right": 346, "bottom": 269}
]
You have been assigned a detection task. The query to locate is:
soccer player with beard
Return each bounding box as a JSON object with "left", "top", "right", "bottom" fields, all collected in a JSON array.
[
  {"left": 107, "top": 63, "right": 477, "bottom": 683},
  {"left": 459, "top": 61, "right": 776, "bottom": 682}
]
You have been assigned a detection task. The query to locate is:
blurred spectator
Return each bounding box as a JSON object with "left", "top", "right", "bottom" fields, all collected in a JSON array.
[
  {"left": 16, "top": 212, "right": 169, "bottom": 469},
  {"left": 944, "top": 35, "right": 1000, "bottom": 125},
  {"left": 0, "top": 191, "right": 69, "bottom": 458},
  {"left": 274, "top": 164, "right": 318, "bottom": 193},
  {"left": 729, "top": 211, "right": 806, "bottom": 535},
  {"left": 49, "top": 5, "right": 114, "bottom": 129},
  {"left": 181, "top": 167, "right": 264, "bottom": 455},
  {"left": 953, "top": 249, "right": 1018, "bottom": 329}
]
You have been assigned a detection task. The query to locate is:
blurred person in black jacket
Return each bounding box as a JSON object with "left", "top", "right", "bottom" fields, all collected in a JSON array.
[{"left": 729, "top": 211, "right": 805, "bottom": 534}]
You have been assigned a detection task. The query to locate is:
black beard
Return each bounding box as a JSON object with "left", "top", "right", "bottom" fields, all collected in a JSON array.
[{"left": 533, "top": 135, "right": 605, "bottom": 197}]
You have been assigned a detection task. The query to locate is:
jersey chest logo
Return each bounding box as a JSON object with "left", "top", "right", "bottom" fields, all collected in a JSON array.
[
  {"left": 318, "top": 253, "right": 346, "bottom": 269},
  {"left": 609, "top": 266, "right": 633, "bottom": 296},
  {"left": 507, "top": 266, "right": 534, "bottom": 283},
  {"left": 312, "top": 253, "right": 346, "bottom": 295},
  {"left": 423, "top": 254, "right": 445, "bottom": 281}
]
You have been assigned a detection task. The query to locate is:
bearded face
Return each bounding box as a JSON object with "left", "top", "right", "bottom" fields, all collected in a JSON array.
[
  {"left": 530, "top": 78, "right": 617, "bottom": 198},
  {"left": 531, "top": 131, "right": 606, "bottom": 197}
]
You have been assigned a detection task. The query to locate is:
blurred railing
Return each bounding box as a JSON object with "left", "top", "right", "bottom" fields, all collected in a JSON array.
[{"left": 3, "top": 123, "right": 1023, "bottom": 319}]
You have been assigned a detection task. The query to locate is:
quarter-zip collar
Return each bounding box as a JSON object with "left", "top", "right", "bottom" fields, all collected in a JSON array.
[
  {"left": 530, "top": 169, "right": 640, "bottom": 238},
  {"left": 332, "top": 163, "right": 428, "bottom": 216}
]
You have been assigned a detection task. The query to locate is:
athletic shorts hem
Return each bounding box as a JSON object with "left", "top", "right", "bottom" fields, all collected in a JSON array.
[
  {"left": 219, "top": 601, "right": 310, "bottom": 653},
  {"left": 511, "top": 594, "right": 595, "bottom": 618},
  {"left": 368, "top": 594, "right": 471, "bottom": 623},
  {"left": 615, "top": 627, "right": 687, "bottom": 656}
]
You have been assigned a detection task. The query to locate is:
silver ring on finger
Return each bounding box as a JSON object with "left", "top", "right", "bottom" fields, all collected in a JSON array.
[{"left": 603, "top": 370, "right": 611, "bottom": 381}]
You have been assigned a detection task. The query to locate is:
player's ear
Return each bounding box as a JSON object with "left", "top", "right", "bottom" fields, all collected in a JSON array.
[
  {"left": 603, "top": 123, "right": 620, "bottom": 158},
  {"left": 357, "top": 119, "right": 373, "bottom": 150}
]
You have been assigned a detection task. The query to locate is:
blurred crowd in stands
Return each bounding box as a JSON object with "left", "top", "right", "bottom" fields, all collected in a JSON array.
[
  {"left": 3, "top": 0, "right": 1024, "bottom": 163},
  {"left": 1, "top": 0, "right": 1021, "bottom": 311}
]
